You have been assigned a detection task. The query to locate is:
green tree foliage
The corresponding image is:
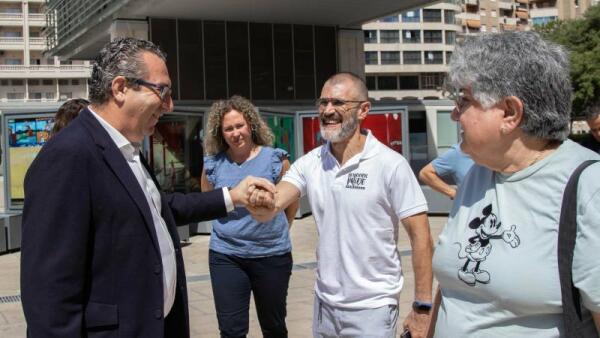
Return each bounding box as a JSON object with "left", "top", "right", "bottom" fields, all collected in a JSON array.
[{"left": 537, "top": 5, "right": 600, "bottom": 117}]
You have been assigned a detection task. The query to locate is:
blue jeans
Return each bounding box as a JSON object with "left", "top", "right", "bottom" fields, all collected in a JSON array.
[{"left": 209, "top": 250, "right": 293, "bottom": 338}]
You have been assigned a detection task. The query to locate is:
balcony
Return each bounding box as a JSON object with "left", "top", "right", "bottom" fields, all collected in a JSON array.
[
  {"left": 498, "top": 1, "right": 513, "bottom": 10},
  {"left": 456, "top": 12, "right": 481, "bottom": 21},
  {"left": 501, "top": 16, "right": 519, "bottom": 25},
  {"left": 0, "top": 12, "right": 22, "bottom": 26},
  {"left": 0, "top": 37, "right": 23, "bottom": 49},
  {"left": 516, "top": 10, "right": 529, "bottom": 19},
  {"left": 0, "top": 64, "right": 92, "bottom": 79},
  {"left": 530, "top": 7, "right": 558, "bottom": 18},
  {"left": 29, "top": 37, "right": 46, "bottom": 50},
  {"left": 28, "top": 13, "right": 45, "bottom": 26}
]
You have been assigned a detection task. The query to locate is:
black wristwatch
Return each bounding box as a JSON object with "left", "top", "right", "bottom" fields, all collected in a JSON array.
[{"left": 412, "top": 300, "right": 433, "bottom": 312}]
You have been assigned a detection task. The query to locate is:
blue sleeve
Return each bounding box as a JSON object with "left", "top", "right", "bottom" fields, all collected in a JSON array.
[
  {"left": 271, "top": 148, "right": 289, "bottom": 183},
  {"left": 203, "top": 154, "right": 219, "bottom": 186},
  {"left": 431, "top": 146, "right": 459, "bottom": 178}
]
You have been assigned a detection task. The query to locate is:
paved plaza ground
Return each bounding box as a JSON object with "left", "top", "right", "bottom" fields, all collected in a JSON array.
[{"left": 0, "top": 214, "right": 447, "bottom": 338}]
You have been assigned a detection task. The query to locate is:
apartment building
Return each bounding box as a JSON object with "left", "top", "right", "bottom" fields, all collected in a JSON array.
[
  {"left": 362, "top": 1, "right": 462, "bottom": 100},
  {"left": 458, "top": 0, "right": 530, "bottom": 34},
  {"left": 0, "top": 0, "right": 90, "bottom": 103},
  {"left": 530, "top": 0, "right": 598, "bottom": 25}
]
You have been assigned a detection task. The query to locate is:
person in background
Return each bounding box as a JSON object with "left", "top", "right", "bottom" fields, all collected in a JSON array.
[
  {"left": 581, "top": 108, "right": 600, "bottom": 153},
  {"left": 430, "top": 31, "right": 600, "bottom": 337},
  {"left": 50, "top": 98, "right": 89, "bottom": 137},
  {"left": 419, "top": 143, "right": 474, "bottom": 199},
  {"left": 201, "top": 95, "right": 299, "bottom": 338}
]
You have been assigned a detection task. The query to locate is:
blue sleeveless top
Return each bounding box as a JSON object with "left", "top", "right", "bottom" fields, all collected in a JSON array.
[{"left": 204, "top": 147, "right": 292, "bottom": 258}]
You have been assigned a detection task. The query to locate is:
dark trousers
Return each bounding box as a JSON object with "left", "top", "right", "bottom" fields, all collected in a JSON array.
[{"left": 209, "top": 250, "right": 293, "bottom": 338}]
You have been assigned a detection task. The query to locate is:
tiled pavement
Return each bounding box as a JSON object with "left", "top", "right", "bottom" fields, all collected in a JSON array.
[{"left": 0, "top": 215, "right": 447, "bottom": 337}]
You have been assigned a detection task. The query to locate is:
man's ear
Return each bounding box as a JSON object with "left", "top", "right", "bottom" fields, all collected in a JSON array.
[
  {"left": 111, "top": 76, "right": 128, "bottom": 104},
  {"left": 358, "top": 101, "right": 371, "bottom": 120},
  {"left": 500, "top": 96, "right": 524, "bottom": 133}
]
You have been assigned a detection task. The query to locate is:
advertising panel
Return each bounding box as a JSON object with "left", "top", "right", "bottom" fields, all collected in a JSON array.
[
  {"left": 265, "top": 114, "right": 296, "bottom": 161},
  {"left": 149, "top": 114, "right": 204, "bottom": 192},
  {"left": 6, "top": 116, "right": 54, "bottom": 201}
]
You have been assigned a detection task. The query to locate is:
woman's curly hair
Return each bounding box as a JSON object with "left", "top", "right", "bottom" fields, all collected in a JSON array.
[{"left": 204, "top": 96, "right": 274, "bottom": 155}]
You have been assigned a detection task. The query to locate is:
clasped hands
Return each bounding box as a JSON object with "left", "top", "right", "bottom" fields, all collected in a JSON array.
[{"left": 229, "top": 176, "right": 278, "bottom": 222}]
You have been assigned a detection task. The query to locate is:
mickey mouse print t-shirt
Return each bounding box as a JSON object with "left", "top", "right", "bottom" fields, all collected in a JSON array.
[{"left": 432, "top": 140, "right": 600, "bottom": 337}]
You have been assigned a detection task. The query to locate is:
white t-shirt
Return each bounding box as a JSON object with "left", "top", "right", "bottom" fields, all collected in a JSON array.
[
  {"left": 283, "top": 131, "right": 428, "bottom": 309},
  {"left": 432, "top": 140, "right": 600, "bottom": 337}
]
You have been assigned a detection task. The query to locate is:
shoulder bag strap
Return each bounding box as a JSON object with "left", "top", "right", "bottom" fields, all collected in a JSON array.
[{"left": 558, "top": 160, "right": 598, "bottom": 337}]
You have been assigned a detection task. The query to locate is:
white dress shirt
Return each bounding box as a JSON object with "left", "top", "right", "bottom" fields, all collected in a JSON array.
[{"left": 88, "top": 108, "right": 234, "bottom": 316}]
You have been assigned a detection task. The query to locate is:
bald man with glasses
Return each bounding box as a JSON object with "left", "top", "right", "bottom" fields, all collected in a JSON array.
[{"left": 248, "top": 72, "right": 434, "bottom": 338}]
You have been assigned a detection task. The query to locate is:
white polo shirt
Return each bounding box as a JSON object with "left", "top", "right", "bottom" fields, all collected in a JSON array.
[{"left": 283, "top": 131, "right": 428, "bottom": 309}]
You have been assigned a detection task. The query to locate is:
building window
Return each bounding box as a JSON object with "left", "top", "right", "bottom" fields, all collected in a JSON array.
[
  {"left": 377, "top": 76, "right": 398, "bottom": 90},
  {"left": 480, "top": 10, "right": 487, "bottom": 16},
  {"left": 446, "top": 51, "right": 453, "bottom": 63},
  {"left": 11, "top": 79, "right": 24, "bottom": 86},
  {"left": 380, "top": 30, "right": 399, "bottom": 43},
  {"left": 481, "top": 25, "right": 487, "bottom": 32},
  {"left": 380, "top": 15, "right": 399, "bottom": 22},
  {"left": 532, "top": 16, "right": 557, "bottom": 25},
  {"left": 445, "top": 31, "right": 456, "bottom": 45},
  {"left": 30, "top": 92, "right": 42, "bottom": 100},
  {"left": 29, "top": 31, "right": 41, "bottom": 38},
  {"left": 7, "top": 92, "right": 25, "bottom": 100},
  {"left": 423, "top": 9, "right": 442, "bottom": 22},
  {"left": 45, "top": 92, "right": 55, "bottom": 100},
  {"left": 42, "top": 79, "right": 54, "bottom": 86},
  {"left": 71, "top": 79, "right": 79, "bottom": 85},
  {"left": 424, "top": 51, "right": 444, "bottom": 64},
  {"left": 422, "top": 73, "right": 444, "bottom": 89},
  {"left": 365, "top": 51, "right": 378, "bottom": 65},
  {"left": 403, "top": 51, "right": 422, "bottom": 64},
  {"left": 5, "top": 59, "right": 22, "bottom": 65},
  {"left": 2, "top": 31, "right": 22, "bottom": 37},
  {"left": 444, "top": 10, "right": 456, "bottom": 24},
  {"left": 60, "top": 60, "right": 73, "bottom": 65},
  {"left": 364, "top": 30, "right": 377, "bottom": 43},
  {"left": 423, "top": 30, "right": 443, "bottom": 43},
  {"left": 0, "top": 80, "right": 8, "bottom": 86},
  {"left": 58, "top": 79, "right": 69, "bottom": 86},
  {"left": 402, "top": 10, "right": 420, "bottom": 23},
  {"left": 491, "top": 10, "right": 497, "bottom": 17},
  {"left": 28, "top": 79, "right": 40, "bottom": 86},
  {"left": 399, "top": 76, "right": 419, "bottom": 90},
  {"left": 59, "top": 92, "right": 72, "bottom": 100},
  {"left": 381, "top": 52, "right": 400, "bottom": 65},
  {"left": 366, "top": 76, "right": 376, "bottom": 90},
  {"left": 402, "top": 30, "right": 421, "bottom": 43}
]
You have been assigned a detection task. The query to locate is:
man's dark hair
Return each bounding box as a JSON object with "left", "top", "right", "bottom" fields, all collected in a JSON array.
[{"left": 88, "top": 37, "right": 166, "bottom": 104}]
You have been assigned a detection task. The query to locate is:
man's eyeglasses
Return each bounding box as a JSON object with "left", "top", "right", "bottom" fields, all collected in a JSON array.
[
  {"left": 316, "top": 98, "right": 366, "bottom": 109},
  {"left": 129, "top": 78, "right": 172, "bottom": 101}
]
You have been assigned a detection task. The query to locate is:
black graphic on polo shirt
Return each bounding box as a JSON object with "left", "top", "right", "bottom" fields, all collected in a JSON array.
[
  {"left": 345, "top": 172, "right": 368, "bottom": 190},
  {"left": 454, "top": 204, "right": 520, "bottom": 286}
]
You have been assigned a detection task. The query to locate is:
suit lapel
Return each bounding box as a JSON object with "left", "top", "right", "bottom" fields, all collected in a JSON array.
[{"left": 79, "top": 109, "right": 162, "bottom": 257}]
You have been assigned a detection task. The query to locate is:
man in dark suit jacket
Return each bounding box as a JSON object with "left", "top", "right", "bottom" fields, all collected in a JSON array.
[{"left": 20, "top": 38, "right": 273, "bottom": 338}]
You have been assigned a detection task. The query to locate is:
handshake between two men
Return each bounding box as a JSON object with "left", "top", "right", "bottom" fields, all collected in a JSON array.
[{"left": 231, "top": 176, "right": 291, "bottom": 223}]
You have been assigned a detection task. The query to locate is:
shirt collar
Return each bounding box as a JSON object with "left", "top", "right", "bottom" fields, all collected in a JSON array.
[
  {"left": 321, "top": 129, "right": 381, "bottom": 165},
  {"left": 88, "top": 107, "right": 139, "bottom": 160}
]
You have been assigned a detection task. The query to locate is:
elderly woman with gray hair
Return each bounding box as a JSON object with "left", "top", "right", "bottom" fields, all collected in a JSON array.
[{"left": 430, "top": 31, "right": 600, "bottom": 337}]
